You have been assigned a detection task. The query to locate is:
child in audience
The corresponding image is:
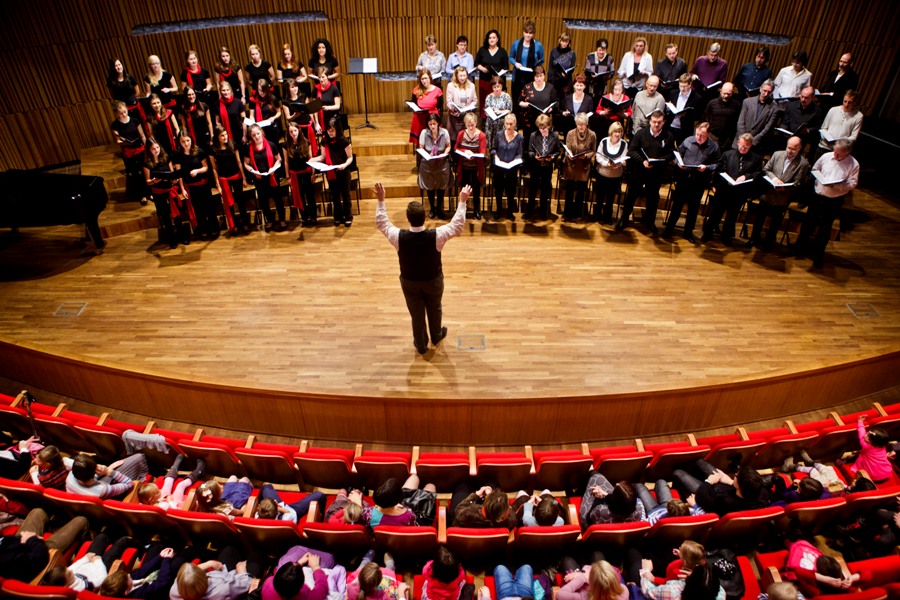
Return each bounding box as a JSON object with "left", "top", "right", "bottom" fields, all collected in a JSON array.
[
  {"left": 760, "top": 581, "right": 805, "bottom": 600},
  {"left": 347, "top": 552, "right": 408, "bottom": 600},
  {"left": 640, "top": 558, "right": 725, "bottom": 600},
  {"left": 370, "top": 475, "right": 437, "bottom": 527},
  {"left": 66, "top": 453, "right": 144, "bottom": 499},
  {"left": 839, "top": 417, "right": 894, "bottom": 483},
  {"left": 195, "top": 476, "right": 252, "bottom": 517},
  {"left": 41, "top": 533, "right": 136, "bottom": 592},
  {"left": 255, "top": 484, "right": 326, "bottom": 524},
  {"left": 579, "top": 473, "right": 647, "bottom": 526},
  {"left": 451, "top": 483, "right": 516, "bottom": 529},
  {"left": 556, "top": 559, "right": 627, "bottom": 600},
  {"left": 324, "top": 488, "right": 371, "bottom": 525},
  {"left": 771, "top": 476, "right": 830, "bottom": 506},
  {"left": 97, "top": 545, "right": 183, "bottom": 598},
  {"left": 137, "top": 455, "right": 205, "bottom": 510},
  {"left": 491, "top": 563, "right": 536, "bottom": 600},
  {"left": 782, "top": 450, "right": 845, "bottom": 494},
  {"left": 29, "top": 445, "right": 72, "bottom": 490},
  {"left": 261, "top": 546, "right": 338, "bottom": 600},
  {"left": 633, "top": 479, "right": 706, "bottom": 525},
  {"left": 421, "top": 545, "right": 465, "bottom": 600},
  {"left": 169, "top": 547, "right": 254, "bottom": 600},
  {"left": 512, "top": 490, "right": 565, "bottom": 527}
]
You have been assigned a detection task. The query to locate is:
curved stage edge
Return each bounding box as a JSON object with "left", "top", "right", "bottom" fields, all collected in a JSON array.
[{"left": 2, "top": 341, "right": 899, "bottom": 446}]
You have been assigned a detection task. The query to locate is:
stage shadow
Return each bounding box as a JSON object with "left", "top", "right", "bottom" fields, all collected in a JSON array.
[
  {"left": 0, "top": 230, "right": 98, "bottom": 281},
  {"left": 522, "top": 223, "right": 550, "bottom": 237},
  {"left": 150, "top": 241, "right": 208, "bottom": 266},
  {"left": 599, "top": 229, "right": 639, "bottom": 244},
  {"left": 559, "top": 224, "right": 594, "bottom": 241},
  {"left": 479, "top": 221, "right": 510, "bottom": 236}
]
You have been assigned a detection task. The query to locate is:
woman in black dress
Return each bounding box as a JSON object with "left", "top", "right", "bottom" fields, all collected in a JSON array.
[
  {"left": 244, "top": 124, "right": 285, "bottom": 231},
  {"left": 143, "top": 55, "right": 178, "bottom": 110},
  {"left": 277, "top": 42, "right": 308, "bottom": 98},
  {"left": 314, "top": 66, "right": 342, "bottom": 133},
  {"left": 215, "top": 81, "right": 245, "bottom": 145},
  {"left": 474, "top": 30, "right": 508, "bottom": 112},
  {"left": 517, "top": 66, "right": 557, "bottom": 143},
  {"left": 309, "top": 117, "right": 354, "bottom": 227},
  {"left": 146, "top": 93, "right": 180, "bottom": 158},
  {"left": 180, "top": 50, "right": 215, "bottom": 105},
  {"left": 282, "top": 78, "right": 321, "bottom": 148},
  {"left": 172, "top": 131, "right": 217, "bottom": 240},
  {"left": 309, "top": 38, "right": 341, "bottom": 88},
  {"left": 283, "top": 121, "right": 318, "bottom": 226},
  {"left": 214, "top": 46, "right": 245, "bottom": 104},
  {"left": 107, "top": 58, "right": 143, "bottom": 124},
  {"left": 209, "top": 125, "right": 249, "bottom": 235},
  {"left": 179, "top": 86, "right": 214, "bottom": 151},
  {"left": 247, "top": 79, "right": 282, "bottom": 146},
  {"left": 110, "top": 100, "right": 148, "bottom": 205},
  {"left": 143, "top": 138, "right": 183, "bottom": 248},
  {"left": 245, "top": 44, "right": 275, "bottom": 90}
]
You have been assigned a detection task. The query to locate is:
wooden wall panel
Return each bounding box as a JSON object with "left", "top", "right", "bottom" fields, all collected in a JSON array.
[
  {"left": 0, "top": 1, "right": 896, "bottom": 169},
  {"left": 1, "top": 341, "right": 899, "bottom": 445}
]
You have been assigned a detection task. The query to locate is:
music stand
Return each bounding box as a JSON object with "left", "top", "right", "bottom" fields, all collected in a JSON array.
[{"left": 349, "top": 58, "right": 378, "bottom": 129}]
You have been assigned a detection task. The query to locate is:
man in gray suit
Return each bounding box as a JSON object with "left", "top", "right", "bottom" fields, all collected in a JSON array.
[
  {"left": 734, "top": 79, "right": 777, "bottom": 153},
  {"left": 746, "top": 135, "right": 810, "bottom": 251}
]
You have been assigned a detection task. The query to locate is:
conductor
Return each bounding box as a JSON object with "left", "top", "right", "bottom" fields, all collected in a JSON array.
[{"left": 375, "top": 182, "right": 472, "bottom": 354}]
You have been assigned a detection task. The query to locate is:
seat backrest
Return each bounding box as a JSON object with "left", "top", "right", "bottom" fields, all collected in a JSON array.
[
  {"left": 1, "top": 579, "right": 76, "bottom": 599},
  {"left": 234, "top": 447, "right": 298, "bottom": 484},
  {"left": 646, "top": 514, "right": 719, "bottom": 547}
]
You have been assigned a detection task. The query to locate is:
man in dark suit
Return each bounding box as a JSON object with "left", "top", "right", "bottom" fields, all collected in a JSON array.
[
  {"left": 778, "top": 86, "right": 824, "bottom": 154},
  {"left": 701, "top": 133, "right": 763, "bottom": 246},
  {"left": 820, "top": 53, "right": 859, "bottom": 110},
  {"left": 746, "top": 136, "right": 810, "bottom": 251},
  {"left": 666, "top": 73, "right": 703, "bottom": 145},
  {"left": 375, "top": 182, "right": 472, "bottom": 355},
  {"left": 734, "top": 79, "right": 777, "bottom": 154},
  {"left": 616, "top": 110, "right": 674, "bottom": 234}
]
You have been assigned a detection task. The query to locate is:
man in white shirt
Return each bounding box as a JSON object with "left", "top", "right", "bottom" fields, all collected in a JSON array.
[
  {"left": 773, "top": 50, "right": 812, "bottom": 100},
  {"left": 818, "top": 90, "right": 863, "bottom": 154},
  {"left": 375, "top": 182, "right": 471, "bottom": 354},
  {"left": 791, "top": 139, "right": 859, "bottom": 268}
]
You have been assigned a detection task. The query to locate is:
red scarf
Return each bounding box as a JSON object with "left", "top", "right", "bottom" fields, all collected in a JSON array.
[
  {"left": 126, "top": 101, "right": 147, "bottom": 126},
  {"left": 303, "top": 124, "right": 319, "bottom": 157},
  {"left": 288, "top": 171, "right": 305, "bottom": 211},
  {"left": 151, "top": 109, "right": 176, "bottom": 153},
  {"left": 151, "top": 186, "right": 181, "bottom": 221},
  {"left": 218, "top": 95, "right": 236, "bottom": 138},
  {"left": 249, "top": 140, "right": 277, "bottom": 186},
  {"left": 250, "top": 91, "right": 264, "bottom": 122},
  {"left": 186, "top": 65, "right": 202, "bottom": 89},
  {"left": 178, "top": 184, "right": 199, "bottom": 227},
  {"left": 185, "top": 103, "right": 198, "bottom": 142},
  {"left": 322, "top": 142, "right": 337, "bottom": 181},
  {"left": 315, "top": 82, "right": 331, "bottom": 126},
  {"left": 217, "top": 175, "right": 239, "bottom": 229}
]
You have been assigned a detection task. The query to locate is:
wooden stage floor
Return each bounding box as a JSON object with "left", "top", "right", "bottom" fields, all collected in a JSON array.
[{"left": 1, "top": 113, "right": 899, "bottom": 402}]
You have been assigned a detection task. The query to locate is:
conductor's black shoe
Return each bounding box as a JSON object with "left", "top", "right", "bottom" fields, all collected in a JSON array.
[
  {"left": 661, "top": 227, "right": 674, "bottom": 239},
  {"left": 415, "top": 343, "right": 428, "bottom": 355},
  {"left": 700, "top": 232, "right": 712, "bottom": 243},
  {"left": 684, "top": 233, "right": 697, "bottom": 244},
  {"left": 745, "top": 239, "right": 756, "bottom": 248},
  {"left": 428, "top": 209, "right": 436, "bottom": 219},
  {"left": 646, "top": 224, "right": 659, "bottom": 235},
  {"left": 614, "top": 220, "right": 626, "bottom": 231},
  {"left": 432, "top": 327, "right": 448, "bottom": 346}
]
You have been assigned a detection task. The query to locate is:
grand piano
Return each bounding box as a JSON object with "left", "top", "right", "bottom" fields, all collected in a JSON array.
[{"left": 0, "top": 170, "right": 108, "bottom": 249}]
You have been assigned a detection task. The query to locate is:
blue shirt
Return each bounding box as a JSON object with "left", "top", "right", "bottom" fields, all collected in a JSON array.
[{"left": 509, "top": 38, "right": 545, "bottom": 80}]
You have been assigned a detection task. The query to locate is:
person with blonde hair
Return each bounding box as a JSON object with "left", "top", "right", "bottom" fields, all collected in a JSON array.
[
  {"left": 245, "top": 43, "right": 275, "bottom": 89},
  {"left": 617, "top": 37, "right": 653, "bottom": 92},
  {"left": 445, "top": 66, "right": 478, "bottom": 147},
  {"left": 556, "top": 559, "right": 627, "bottom": 600},
  {"left": 170, "top": 548, "right": 253, "bottom": 600},
  {"left": 417, "top": 35, "right": 447, "bottom": 89}
]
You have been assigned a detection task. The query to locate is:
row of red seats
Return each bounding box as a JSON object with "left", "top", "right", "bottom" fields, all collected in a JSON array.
[{"left": 3, "top": 391, "right": 899, "bottom": 491}]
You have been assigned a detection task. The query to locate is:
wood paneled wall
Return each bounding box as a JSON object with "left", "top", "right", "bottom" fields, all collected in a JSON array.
[
  {"left": 0, "top": 0, "right": 897, "bottom": 169},
  {"left": 1, "top": 341, "right": 899, "bottom": 446}
]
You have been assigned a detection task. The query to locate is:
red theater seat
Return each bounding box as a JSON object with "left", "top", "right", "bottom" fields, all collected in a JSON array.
[
  {"left": 513, "top": 524, "right": 581, "bottom": 555},
  {"left": 234, "top": 517, "right": 304, "bottom": 553},
  {"left": 644, "top": 441, "right": 711, "bottom": 481},
  {"left": 414, "top": 450, "right": 470, "bottom": 492},
  {"left": 302, "top": 522, "right": 371, "bottom": 557},
  {"left": 167, "top": 509, "right": 242, "bottom": 548},
  {"left": 748, "top": 427, "right": 819, "bottom": 469},
  {"left": 775, "top": 496, "right": 846, "bottom": 533},
  {"left": 475, "top": 451, "right": 532, "bottom": 491},
  {"left": 103, "top": 500, "right": 183, "bottom": 541},
  {"left": 532, "top": 450, "right": 592, "bottom": 493},
  {"left": 445, "top": 527, "right": 510, "bottom": 567},
  {"left": 696, "top": 432, "right": 766, "bottom": 472},
  {"left": 178, "top": 433, "right": 245, "bottom": 477},
  {"left": 581, "top": 521, "right": 652, "bottom": 549},
  {"left": 705, "top": 506, "right": 784, "bottom": 550},
  {"left": 235, "top": 440, "right": 300, "bottom": 484},
  {"left": 374, "top": 525, "right": 439, "bottom": 564},
  {"left": 353, "top": 450, "right": 412, "bottom": 491},
  {"left": 589, "top": 445, "right": 652, "bottom": 483},
  {"left": 645, "top": 513, "right": 718, "bottom": 548},
  {"left": 293, "top": 445, "right": 356, "bottom": 489},
  {"left": 0, "top": 580, "right": 76, "bottom": 599}
]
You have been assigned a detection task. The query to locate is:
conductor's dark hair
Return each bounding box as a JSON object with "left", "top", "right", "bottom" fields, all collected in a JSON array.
[
  {"left": 756, "top": 46, "right": 770, "bottom": 61},
  {"left": 407, "top": 201, "right": 426, "bottom": 227},
  {"left": 273, "top": 562, "right": 304, "bottom": 599}
]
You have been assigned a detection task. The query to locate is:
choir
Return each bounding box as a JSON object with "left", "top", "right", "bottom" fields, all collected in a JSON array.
[{"left": 106, "top": 28, "right": 862, "bottom": 266}]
